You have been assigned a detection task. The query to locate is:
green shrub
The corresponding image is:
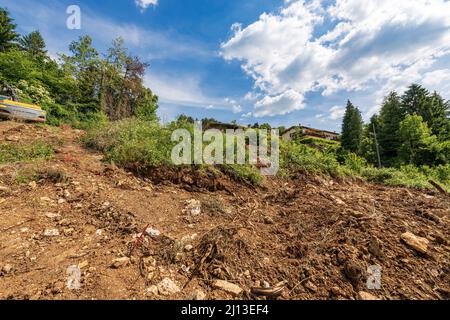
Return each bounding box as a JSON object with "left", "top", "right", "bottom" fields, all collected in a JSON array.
[
  {"left": 280, "top": 141, "right": 343, "bottom": 177},
  {"left": 343, "top": 153, "right": 367, "bottom": 174},
  {"left": 84, "top": 118, "right": 176, "bottom": 168},
  {"left": 361, "top": 165, "right": 450, "bottom": 191}
]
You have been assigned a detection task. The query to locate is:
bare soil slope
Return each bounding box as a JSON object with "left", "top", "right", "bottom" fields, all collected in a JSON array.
[{"left": 0, "top": 121, "right": 448, "bottom": 300}]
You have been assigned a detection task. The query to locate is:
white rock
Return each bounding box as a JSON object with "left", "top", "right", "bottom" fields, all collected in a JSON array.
[
  {"left": 145, "top": 227, "right": 161, "bottom": 237},
  {"left": 191, "top": 289, "right": 207, "bottom": 300},
  {"left": 184, "top": 245, "right": 194, "bottom": 252},
  {"left": 43, "top": 229, "right": 60, "bottom": 237},
  {"left": 401, "top": 232, "right": 429, "bottom": 254},
  {"left": 0, "top": 186, "right": 11, "bottom": 194},
  {"left": 111, "top": 257, "right": 130, "bottom": 268},
  {"left": 183, "top": 199, "right": 201, "bottom": 216},
  {"left": 2, "top": 264, "right": 13, "bottom": 274},
  {"left": 45, "top": 212, "right": 61, "bottom": 220},
  {"left": 213, "top": 280, "right": 243, "bottom": 296},
  {"left": 358, "top": 291, "right": 380, "bottom": 300},
  {"left": 146, "top": 285, "right": 159, "bottom": 296},
  {"left": 157, "top": 278, "right": 181, "bottom": 296}
]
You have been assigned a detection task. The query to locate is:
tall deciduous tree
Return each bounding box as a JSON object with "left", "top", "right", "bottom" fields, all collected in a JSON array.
[
  {"left": 398, "top": 114, "right": 438, "bottom": 166},
  {"left": 0, "top": 7, "right": 18, "bottom": 52},
  {"left": 341, "top": 100, "right": 363, "bottom": 154}
]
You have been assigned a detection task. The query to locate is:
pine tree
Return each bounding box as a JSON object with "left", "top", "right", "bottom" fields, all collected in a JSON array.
[
  {"left": 427, "top": 91, "right": 450, "bottom": 140},
  {"left": 0, "top": 7, "right": 18, "bottom": 52},
  {"left": 401, "top": 84, "right": 430, "bottom": 116},
  {"left": 378, "top": 92, "right": 404, "bottom": 166},
  {"left": 341, "top": 100, "right": 363, "bottom": 153},
  {"left": 19, "top": 30, "right": 47, "bottom": 57}
]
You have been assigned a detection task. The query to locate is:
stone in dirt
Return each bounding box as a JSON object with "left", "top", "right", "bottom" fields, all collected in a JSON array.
[
  {"left": 263, "top": 216, "right": 275, "bottom": 224},
  {"left": 45, "top": 212, "right": 61, "bottom": 220},
  {"left": 157, "top": 278, "right": 181, "bottom": 296},
  {"left": 145, "top": 227, "right": 161, "bottom": 237},
  {"left": 213, "top": 280, "right": 243, "bottom": 296},
  {"left": 358, "top": 291, "right": 380, "bottom": 300},
  {"left": 146, "top": 285, "right": 159, "bottom": 296},
  {"left": 190, "top": 289, "right": 207, "bottom": 300},
  {"left": 43, "top": 229, "right": 60, "bottom": 237},
  {"left": 368, "top": 237, "right": 383, "bottom": 257},
  {"left": 401, "top": 232, "right": 429, "bottom": 254},
  {"left": 0, "top": 186, "right": 11, "bottom": 194},
  {"left": 344, "top": 261, "right": 364, "bottom": 285},
  {"left": 2, "top": 264, "right": 14, "bottom": 274},
  {"left": 111, "top": 257, "right": 130, "bottom": 268},
  {"left": 183, "top": 199, "right": 201, "bottom": 216},
  {"left": 304, "top": 281, "right": 318, "bottom": 293}
]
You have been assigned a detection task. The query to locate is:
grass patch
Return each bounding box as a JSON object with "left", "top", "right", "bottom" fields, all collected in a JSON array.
[
  {"left": 220, "top": 164, "right": 263, "bottom": 186},
  {"left": 84, "top": 119, "right": 448, "bottom": 191},
  {"left": 85, "top": 118, "right": 264, "bottom": 186},
  {"left": 280, "top": 141, "right": 345, "bottom": 178},
  {"left": 0, "top": 142, "right": 54, "bottom": 164},
  {"left": 361, "top": 165, "right": 450, "bottom": 192}
]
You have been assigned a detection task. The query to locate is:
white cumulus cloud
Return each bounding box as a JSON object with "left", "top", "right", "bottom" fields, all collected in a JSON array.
[
  {"left": 221, "top": 0, "right": 450, "bottom": 118},
  {"left": 135, "top": 0, "right": 158, "bottom": 10}
]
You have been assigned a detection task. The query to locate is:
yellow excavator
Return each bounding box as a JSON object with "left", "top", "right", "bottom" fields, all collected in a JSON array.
[{"left": 0, "top": 95, "right": 46, "bottom": 123}]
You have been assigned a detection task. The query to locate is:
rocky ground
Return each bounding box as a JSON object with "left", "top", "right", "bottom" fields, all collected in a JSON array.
[{"left": 0, "top": 121, "right": 449, "bottom": 300}]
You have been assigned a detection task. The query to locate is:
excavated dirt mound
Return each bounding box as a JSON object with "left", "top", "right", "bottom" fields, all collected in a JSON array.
[{"left": 0, "top": 120, "right": 449, "bottom": 300}]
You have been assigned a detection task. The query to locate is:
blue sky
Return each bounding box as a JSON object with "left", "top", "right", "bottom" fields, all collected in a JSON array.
[{"left": 2, "top": 0, "right": 450, "bottom": 132}]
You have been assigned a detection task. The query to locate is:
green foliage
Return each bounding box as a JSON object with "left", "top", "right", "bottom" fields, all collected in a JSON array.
[
  {"left": 398, "top": 114, "right": 439, "bottom": 166},
  {"left": 428, "top": 91, "right": 450, "bottom": 139},
  {"left": 220, "top": 164, "right": 262, "bottom": 185},
  {"left": 378, "top": 92, "right": 403, "bottom": 165},
  {"left": 401, "top": 84, "right": 450, "bottom": 139},
  {"left": 343, "top": 84, "right": 449, "bottom": 169},
  {"left": 84, "top": 118, "right": 175, "bottom": 168},
  {"left": 296, "top": 136, "right": 340, "bottom": 152},
  {"left": 361, "top": 165, "right": 449, "bottom": 192},
  {"left": 85, "top": 118, "right": 264, "bottom": 185},
  {"left": 0, "top": 7, "right": 18, "bottom": 52},
  {"left": 18, "top": 30, "right": 47, "bottom": 58},
  {"left": 343, "top": 153, "right": 367, "bottom": 174},
  {"left": 280, "top": 141, "right": 343, "bottom": 177},
  {"left": 341, "top": 100, "right": 363, "bottom": 153},
  {"left": 0, "top": 142, "right": 54, "bottom": 164},
  {"left": 359, "top": 116, "right": 380, "bottom": 166},
  {"left": 0, "top": 49, "right": 37, "bottom": 82},
  {"left": 0, "top": 18, "right": 158, "bottom": 128}
]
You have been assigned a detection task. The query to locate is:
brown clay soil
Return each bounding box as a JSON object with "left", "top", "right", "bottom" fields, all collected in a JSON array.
[{"left": 0, "top": 120, "right": 449, "bottom": 300}]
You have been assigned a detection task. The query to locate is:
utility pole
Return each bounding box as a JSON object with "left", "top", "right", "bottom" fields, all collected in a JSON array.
[{"left": 373, "top": 123, "right": 382, "bottom": 169}]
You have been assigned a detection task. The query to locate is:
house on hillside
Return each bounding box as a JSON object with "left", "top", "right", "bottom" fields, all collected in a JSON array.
[{"left": 281, "top": 125, "right": 340, "bottom": 142}]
